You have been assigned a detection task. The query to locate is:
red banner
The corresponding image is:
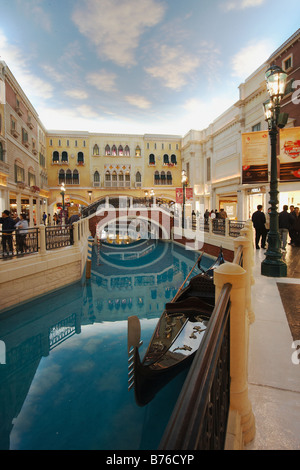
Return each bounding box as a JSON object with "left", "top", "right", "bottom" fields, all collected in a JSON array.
[{"left": 176, "top": 188, "right": 193, "bottom": 203}]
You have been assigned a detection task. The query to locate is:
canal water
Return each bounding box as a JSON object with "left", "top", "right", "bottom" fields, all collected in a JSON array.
[{"left": 0, "top": 240, "right": 213, "bottom": 450}]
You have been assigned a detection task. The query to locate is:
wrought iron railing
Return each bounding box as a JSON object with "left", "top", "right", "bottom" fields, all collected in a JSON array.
[
  {"left": 0, "top": 228, "right": 39, "bottom": 259},
  {"left": 45, "top": 225, "right": 71, "bottom": 250}
]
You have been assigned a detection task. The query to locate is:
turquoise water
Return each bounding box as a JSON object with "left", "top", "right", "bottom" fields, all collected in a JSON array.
[{"left": 0, "top": 241, "right": 212, "bottom": 450}]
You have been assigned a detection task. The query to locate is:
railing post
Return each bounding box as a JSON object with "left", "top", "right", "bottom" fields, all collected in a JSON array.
[
  {"left": 214, "top": 262, "right": 255, "bottom": 447},
  {"left": 234, "top": 236, "right": 255, "bottom": 324},
  {"left": 73, "top": 221, "right": 79, "bottom": 247},
  {"left": 39, "top": 224, "right": 47, "bottom": 256}
]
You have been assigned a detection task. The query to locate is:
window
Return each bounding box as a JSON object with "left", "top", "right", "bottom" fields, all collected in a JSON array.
[
  {"left": 163, "top": 154, "right": 169, "bottom": 164},
  {"left": 58, "top": 139, "right": 61, "bottom": 146},
  {"left": 125, "top": 172, "right": 130, "bottom": 186},
  {"left": 22, "top": 128, "right": 29, "bottom": 145},
  {"left": 135, "top": 146, "right": 141, "bottom": 156},
  {"left": 167, "top": 171, "right": 172, "bottom": 185},
  {"left": 14, "top": 163, "right": 25, "bottom": 183},
  {"left": 135, "top": 171, "right": 141, "bottom": 187},
  {"left": 105, "top": 171, "right": 111, "bottom": 184},
  {"left": 75, "top": 140, "right": 78, "bottom": 147},
  {"left": 52, "top": 151, "right": 59, "bottom": 163},
  {"left": 147, "top": 143, "right": 149, "bottom": 149},
  {"left": 66, "top": 169, "right": 72, "bottom": 183},
  {"left": 105, "top": 145, "right": 111, "bottom": 155},
  {"left": 171, "top": 154, "right": 177, "bottom": 164},
  {"left": 284, "top": 78, "right": 295, "bottom": 96},
  {"left": 161, "top": 171, "right": 166, "bottom": 185},
  {"left": 93, "top": 171, "right": 100, "bottom": 187},
  {"left": 50, "top": 139, "right": 53, "bottom": 146},
  {"left": 112, "top": 145, "right": 117, "bottom": 156},
  {"left": 67, "top": 140, "right": 69, "bottom": 147},
  {"left": 162, "top": 143, "right": 164, "bottom": 150},
  {"left": 283, "top": 55, "right": 293, "bottom": 71},
  {"left": 93, "top": 144, "right": 99, "bottom": 155},
  {"left": 176, "top": 144, "right": 179, "bottom": 150},
  {"left": 252, "top": 123, "right": 261, "bottom": 132},
  {"left": 77, "top": 152, "right": 84, "bottom": 164},
  {"left": 73, "top": 169, "right": 79, "bottom": 184},
  {"left": 61, "top": 151, "right": 68, "bottom": 163},
  {"left": 118, "top": 145, "right": 123, "bottom": 156},
  {"left": 154, "top": 171, "right": 160, "bottom": 184},
  {"left": 59, "top": 169, "right": 65, "bottom": 184},
  {"left": 206, "top": 158, "right": 211, "bottom": 182},
  {"left": 28, "top": 171, "right": 36, "bottom": 187},
  {"left": 169, "top": 144, "right": 171, "bottom": 150},
  {"left": 118, "top": 172, "right": 124, "bottom": 186},
  {"left": 149, "top": 154, "right": 155, "bottom": 165},
  {"left": 83, "top": 140, "right": 86, "bottom": 147},
  {"left": 124, "top": 145, "right": 130, "bottom": 156}
]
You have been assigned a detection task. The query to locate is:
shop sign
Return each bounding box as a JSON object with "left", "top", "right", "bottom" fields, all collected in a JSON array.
[
  {"left": 242, "top": 131, "right": 268, "bottom": 184},
  {"left": 279, "top": 127, "right": 300, "bottom": 181}
]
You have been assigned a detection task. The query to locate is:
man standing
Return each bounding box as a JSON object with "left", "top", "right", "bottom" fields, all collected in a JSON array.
[
  {"left": 252, "top": 205, "right": 266, "bottom": 249},
  {"left": 279, "top": 205, "right": 291, "bottom": 251},
  {"left": 0, "top": 210, "right": 16, "bottom": 256}
]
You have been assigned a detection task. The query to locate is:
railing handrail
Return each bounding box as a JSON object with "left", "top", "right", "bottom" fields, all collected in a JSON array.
[{"left": 159, "top": 283, "right": 232, "bottom": 450}]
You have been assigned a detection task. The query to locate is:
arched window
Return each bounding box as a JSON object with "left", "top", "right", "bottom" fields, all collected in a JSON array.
[
  {"left": 124, "top": 145, "right": 130, "bottom": 156},
  {"left": 118, "top": 171, "right": 124, "bottom": 186},
  {"left": 135, "top": 145, "right": 141, "bottom": 156},
  {"left": 105, "top": 145, "right": 110, "bottom": 156},
  {"left": 61, "top": 151, "right": 68, "bottom": 162},
  {"left": 77, "top": 152, "right": 84, "bottom": 163},
  {"left": 161, "top": 171, "right": 166, "bottom": 185},
  {"left": 118, "top": 145, "right": 123, "bottom": 156},
  {"left": 167, "top": 171, "right": 172, "bottom": 185},
  {"left": 105, "top": 170, "right": 111, "bottom": 187},
  {"left": 66, "top": 169, "right": 72, "bottom": 183},
  {"left": 112, "top": 170, "right": 117, "bottom": 186},
  {"left": 93, "top": 144, "right": 99, "bottom": 155},
  {"left": 149, "top": 154, "right": 155, "bottom": 164},
  {"left": 73, "top": 169, "right": 79, "bottom": 184},
  {"left": 171, "top": 154, "right": 177, "bottom": 164},
  {"left": 163, "top": 154, "right": 169, "bottom": 164},
  {"left": 58, "top": 169, "right": 65, "bottom": 184},
  {"left": 125, "top": 171, "right": 130, "bottom": 187},
  {"left": 94, "top": 171, "right": 100, "bottom": 182},
  {"left": 112, "top": 145, "right": 117, "bottom": 156},
  {"left": 154, "top": 171, "right": 160, "bottom": 185},
  {"left": 53, "top": 151, "right": 59, "bottom": 162},
  {"left": 136, "top": 171, "right": 141, "bottom": 183}
]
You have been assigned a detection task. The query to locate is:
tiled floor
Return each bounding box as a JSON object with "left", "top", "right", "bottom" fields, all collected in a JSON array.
[{"left": 245, "top": 245, "right": 300, "bottom": 450}]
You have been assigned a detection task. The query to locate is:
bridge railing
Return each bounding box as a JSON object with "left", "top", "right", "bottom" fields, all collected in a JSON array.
[{"left": 159, "top": 221, "right": 256, "bottom": 450}]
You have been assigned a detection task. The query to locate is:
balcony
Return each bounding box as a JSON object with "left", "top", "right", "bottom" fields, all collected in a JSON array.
[
  {"left": 11, "top": 127, "right": 19, "bottom": 138},
  {"left": 15, "top": 106, "right": 23, "bottom": 117}
]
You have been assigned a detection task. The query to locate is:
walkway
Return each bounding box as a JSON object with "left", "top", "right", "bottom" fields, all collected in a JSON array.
[{"left": 246, "top": 244, "right": 300, "bottom": 450}]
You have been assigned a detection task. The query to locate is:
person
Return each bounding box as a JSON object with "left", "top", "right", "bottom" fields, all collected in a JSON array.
[
  {"left": 0, "top": 210, "right": 15, "bottom": 256},
  {"left": 210, "top": 210, "right": 216, "bottom": 219},
  {"left": 252, "top": 205, "right": 266, "bottom": 249},
  {"left": 68, "top": 213, "right": 80, "bottom": 245},
  {"left": 290, "top": 207, "right": 300, "bottom": 246},
  {"left": 42, "top": 212, "right": 47, "bottom": 225},
  {"left": 204, "top": 209, "right": 209, "bottom": 225},
  {"left": 289, "top": 205, "right": 296, "bottom": 245},
  {"left": 15, "top": 213, "right": 29, "bottom": 253},
  {"left": 279, "top": 205, "right": 292, "bottom": 251},
  {"left": 219, "top": 208, "right": 227, "bottom": 219}
]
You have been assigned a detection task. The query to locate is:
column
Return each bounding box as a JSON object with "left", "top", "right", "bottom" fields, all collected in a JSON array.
[{"left": 214, "top": 262, "right": 255, "bottom": 446}]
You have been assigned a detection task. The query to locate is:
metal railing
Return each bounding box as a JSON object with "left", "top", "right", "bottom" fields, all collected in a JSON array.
[
  {"left": 45, "top": 225, "right": 71, "bottom": 250},
  {"left": 0, "top": 228, "right": 39, "bottom": 259},
  {"left": 159, "top": 244, "right": 245, "bottom": 450}
]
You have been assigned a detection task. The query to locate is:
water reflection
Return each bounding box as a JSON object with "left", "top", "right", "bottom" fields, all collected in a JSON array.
[{"left": 0, "top": 241, "right": 210, "bottom": 450}]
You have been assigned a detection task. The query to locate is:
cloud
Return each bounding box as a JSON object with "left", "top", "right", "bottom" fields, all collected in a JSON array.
[
  {"left": 86, "top": 70, "right": 118, "bottom": 93},
  {"left": 145, "top": 44, "right": 201, "bottom": 90},
  {"left": 231, "top": 40, "right": 273, "bottom": 78},
  {"left": 223, "top": 0, "right": 266, "bottom": 11},
  {"left": 72, "top": 0, "right": 166, "bottom": 66},
  {"left": 0, "top": 29, "right": 53, "bottom": 102},
  {"left": 17, "top": 0, "right": 52, "bottom": 32},
  {"left": 64, "top": 89, "right": 89, "bottom": 100},
  {"left": 125, "top": 95, "right": 151, "bottom": 109}
]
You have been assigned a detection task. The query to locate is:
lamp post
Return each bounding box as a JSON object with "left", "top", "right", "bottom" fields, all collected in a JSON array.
[
  {"left": 261, "top": 65, "right": 288, "bottom": 277},
  {"left": 60, "top": 182, "right": 66, "bottom": 224},
  {"left": 181, "top": 170, "right": 187, "bottom": 228},
  {"left": 88, "top": 191, "right": 92, "bottom": 203}
]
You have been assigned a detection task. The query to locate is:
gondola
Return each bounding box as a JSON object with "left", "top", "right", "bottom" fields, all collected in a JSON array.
[{"left": 127, "top": 248, "right": 225, "bottom": 407}]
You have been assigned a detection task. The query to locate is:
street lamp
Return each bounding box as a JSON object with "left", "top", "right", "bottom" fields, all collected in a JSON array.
[
  {"left": 88, "top": 191, "right": 92, "bottom": 203},
  {"left": 261, "top": 65, "right": 288, "bottom": 277},
  {"left": 60, "top": 182, "right": 66, "bottom": 224},
  {"left": 60, "top": 182, "right": 66, "bottom": 211},
  {"left": 181, "top": 169, "right": 187, "bottom": 228}
]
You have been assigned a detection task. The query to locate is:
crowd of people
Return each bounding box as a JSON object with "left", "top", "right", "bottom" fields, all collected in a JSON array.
[
  {"left": 0, "top": 209, "right": 81, "bottom": 257},
  {"left": 252, "top": 204, "right": 300, "bottom": 251}
]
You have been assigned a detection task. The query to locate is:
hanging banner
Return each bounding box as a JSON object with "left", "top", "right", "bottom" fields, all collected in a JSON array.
[
  {"left": 242, "top": 131, "right": 269, "bottom": 184},
  {"left": 186, "top": 188, "right": 193, "bottom": 201},
  {"left": 176, "top": 188, "right": 183, "bottom": 203},
  {"left": 279, "top": 127, "right": 300, "bottom": 181}
]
